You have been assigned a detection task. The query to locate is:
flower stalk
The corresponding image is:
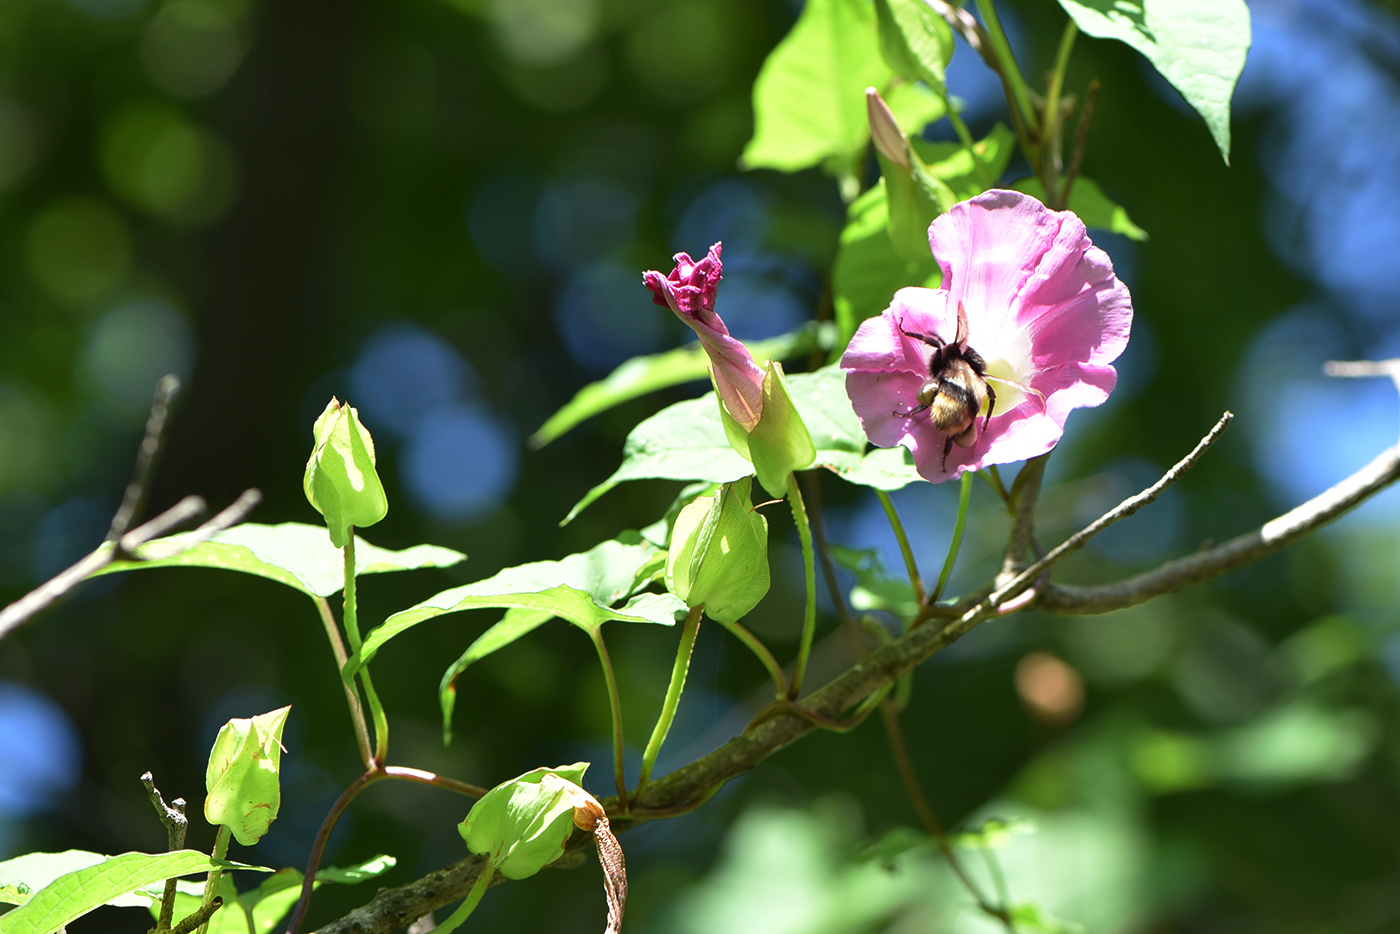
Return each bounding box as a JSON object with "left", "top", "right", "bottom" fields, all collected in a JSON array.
[
  {"left": 636, "top": 605, "right": 704, "bottom": 799},
  {"left": 786, "top": 473, "right": 818, "bottom": 700}
]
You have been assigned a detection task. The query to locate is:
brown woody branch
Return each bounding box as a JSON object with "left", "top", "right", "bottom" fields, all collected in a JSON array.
[
  {"left": 1035, "top": 438, "right": 1400, "bottom": 614},
  {"left": 311, "top": 387, "right": 1400, "bottom": 933}
]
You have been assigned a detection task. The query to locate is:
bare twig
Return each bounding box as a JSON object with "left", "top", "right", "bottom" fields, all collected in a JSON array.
[
  {"left": 142, "top": 772, "right": 188, "bottom": 934},
  {"left": 923, "top": 0, "right": 990, "bottom": 59},
  {"left": 136, "top": 489, "right": 263, "bottom": 560},
  {"left": 1327, "top": 359, "right": 1400, "bottom": 440},
  {"left": 1036, "top": 439, "right": 1400, "bottom": 615},
  {"left": 1060, "top": 79, "right": 1100, "bottom": 209},
  {"left": 982, "top": 412, "right": 1233, "bottom": 613},
  {"left": 169, "top": 897, "right": 223, "bottom": 934},
  {"left": 0, "top": 488, "right": 261, "bottom": 641},
  {"left": 109, "top": 375, "right": 181, "bottom": 544}
]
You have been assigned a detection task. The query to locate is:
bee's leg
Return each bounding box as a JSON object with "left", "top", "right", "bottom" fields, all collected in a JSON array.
[
  {"left": 896, "top": 318, "right": 946, "bottom": 350},
  {"left": 894, "top": 402, "right": 931, "bottom": 418},
  {"left": 982, "top": 381, "right": 997, "bottom": 430},
  {"left": 940, "top": 435, "right": 954, "bottom": 471}
]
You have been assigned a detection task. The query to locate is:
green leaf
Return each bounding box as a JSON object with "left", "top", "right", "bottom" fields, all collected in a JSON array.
[
  {"left": 91, "top": 522, "right": 466, "bottom": 598},
  {"left": 1009, "top": 900, "right": 1087, "bottom": 934},
  {"left": 460, "top": 764, "right": 590, "bottom": 880},
  {"left": 875, "top": 0, "right": 953, "bottom": 91},
  {"left": 529, "top": 324, "right": 822, "bottom": 448},
  {"left": 741, "top": 0, "right": 890, "bottom": 174},
  {"left": 568, "top": 365, "right": 926, "bottom": 520},
  {"left": 831, "top": 181, "right": 940, "bottom": 348},
  {"left": 828, "top": 545, "right": 918, "bottom": 618},
  {"left": 882, "top": 81, "right": 945, "bottom": 137},
  {"left": 1011, "top": 176, "right": 1148, "bottom": 241},
  {"left": 143, "top": 856, "right": 396, "bottom": 934},
  {"left": 353, "top": 537, "right": 681, "bottom": 675},
  {"left": 949, "top": 816, "right": 1036, "bottom": 850},
  {"left": 440, "top": 607, "right": 554, "bottom": 745},
  {"left": 787, "top": 364, "right": 924, "bottom": 490},
  {"left": 1055, "top": 0, "right": 1250, "bottom": 163},
  {"left": 0, "top": 850, "right": 268, "bottom": 934},
  {"left": 911, "top": 121, "right": 1016, "bottom": 200},
  {"left": 828, "top": 445, "right": 923, "bottom": 490},
  {"left": 205, "top": 706, "right": 291, "bottom": 847},
  {"left": 855, "top": 826, "right": 935, "bottom": 866},
  {"left": 563, "top": 396, "right": 753, "bottom": 524}
]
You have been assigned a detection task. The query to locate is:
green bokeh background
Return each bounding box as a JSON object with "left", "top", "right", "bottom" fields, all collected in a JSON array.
[{"left": 2, "top": 0, "right": 1399, "bottom": 931}]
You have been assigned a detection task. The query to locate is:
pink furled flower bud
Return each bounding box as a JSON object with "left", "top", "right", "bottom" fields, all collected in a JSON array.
[
  {"left": 842, "top": 189, "right": 1133, "bottom": 483},
  {"left": 644, "top": 243, "right": 766, "bottom": 431}
]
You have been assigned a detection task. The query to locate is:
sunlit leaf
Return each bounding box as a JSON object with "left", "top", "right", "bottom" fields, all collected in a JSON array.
[
  {"left": 875, "top": 0, "right": 953, "bottom": 92},
  {"left": 883, "top": 81, "right": 945, "bottom": 137},
  {"left": 567, "top": 366, "right": 925, "bottom": 521},
  {"left": 949, "top": 817, "right": 1036, "bottom": 850},
  {"left": 831, "top": 181, "right": 941, "bottom": 348},
  {"left": 433, "top": 537, "right": 671, "bottom": 740},
  {"left": 1012, "top": 176, "right": 1148, "bottom": 241},
  {"left": 563, "top": 397, "right": 753, "bottom": 524},
  {"left": 92, "top": 522, "right": 465, "bottom": 598},
  {"left": 829, "top": 544, "right": 918, "bottom": 618},
  {"left": 0, "top": 851, "right": 268, "bottom": 934},
  {"left": 912, "top": 121, "right": 1017, "bottom": 200},
  {"left": 1010, "top": 900, "right": 1087, "bottom": 934},
  {"left": 1055, "top": 0, "right": 1250, "bottom": 162},
  {"left": 741, "top": 0, "right": 889, "bottom": 174},
  {"left": 353, "top": 537, "right": 681, "bottom": 675},
  {"left": 530, "top": 325, "right": 822, "bottom": 448},
  {"left": 143, "top": 856, "right": 396, "bottom": 934}
]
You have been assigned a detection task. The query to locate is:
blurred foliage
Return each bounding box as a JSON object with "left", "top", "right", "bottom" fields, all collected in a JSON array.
[{"left": 2, "top": 0, "right": 1400, "bottom": 932}]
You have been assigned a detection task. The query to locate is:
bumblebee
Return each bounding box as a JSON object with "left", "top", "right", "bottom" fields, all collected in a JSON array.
[{"left": 894, "top": 302, "right": 996, "bottom": 470}]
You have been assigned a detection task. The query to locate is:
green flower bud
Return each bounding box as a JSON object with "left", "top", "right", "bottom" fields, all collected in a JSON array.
[
  {"left": 459, "top": 763, "right": 590, "bottom": 880},
  {"left": 204, "top": 706, "right": 290, "bottom": 847},
  {"left": 303, "top": 398, "right": 388, "bottom": 548},
  {"left": 665, "top": 477, "right": 770, "bottom": 623}
]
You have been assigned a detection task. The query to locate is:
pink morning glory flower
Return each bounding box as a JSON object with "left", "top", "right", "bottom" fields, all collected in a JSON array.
[
  {"left": 644, "top": 243, "right": 766, "bottom": 431},
  {"left": 842, "top": 189, "right": 1133, "bottom": 483}
]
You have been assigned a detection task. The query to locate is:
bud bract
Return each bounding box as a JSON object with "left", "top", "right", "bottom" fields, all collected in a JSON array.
[
  {"left": 204, "top": 705, "right": 290, "bottom": 847},
  {"left": 303, "top": 398, "right": 388, "bottom": 548},
  {"left": 460, "top": 763, "right": 590, "bottom": 880},
  {"left": 665, "top": 477, "right": 770, "bottom": 623}
]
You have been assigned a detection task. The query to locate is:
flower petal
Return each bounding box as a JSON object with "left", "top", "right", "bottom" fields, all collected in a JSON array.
[
  {"left": 844, "top": 189, "right": 1132, "bottom": 483},
  {"left": 643, "top": 242, "right": 766, "bottom": 430},
  {"left": 841, "top": 287, "right": 954, "bottom": 375}
]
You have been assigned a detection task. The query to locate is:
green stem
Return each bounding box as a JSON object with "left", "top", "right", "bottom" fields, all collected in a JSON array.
[
  {"left": 432, "top": 864, "right": 496, "bottom": 934},
  {"left": 876, "top": 489, "right": 925, "bottom": 605},
  {"left": 589, "top": 628, "right": 630, "bottom": 812},
  {"left": 787, "top": 474, "right": 818, "bottom": 700},
  {"left": 1041, "top": 18, "right": 1079, "bottom": 205},
  {"left": 982, "top": 465, "right": 1011, "bottom": 506},
  {"left": 975, "top": 0, "right": 1037, "bottom": 137},
  {"left": 930, "top": 471, "right": 975, "bottom": 606},
  {"left": 981, "top": 846, "right": 1014, "bottom": 924},
  {"left": 344, "top": 531, "right": 388, "bottom": 763},
  {"left": 940, "top": 93, "right": 996, "bottom": 190},
  {"left": 193, "top": 825, "right": 230, "bottom": 934},
  {"left": 636, "top": 605, "right": 703, "bottom": 798},
  {"left": 313, "top": 596, "right": 372, "bottom": 767},
  {"left": 716, "top": 618, "right": 788, "bottom": 696}
]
